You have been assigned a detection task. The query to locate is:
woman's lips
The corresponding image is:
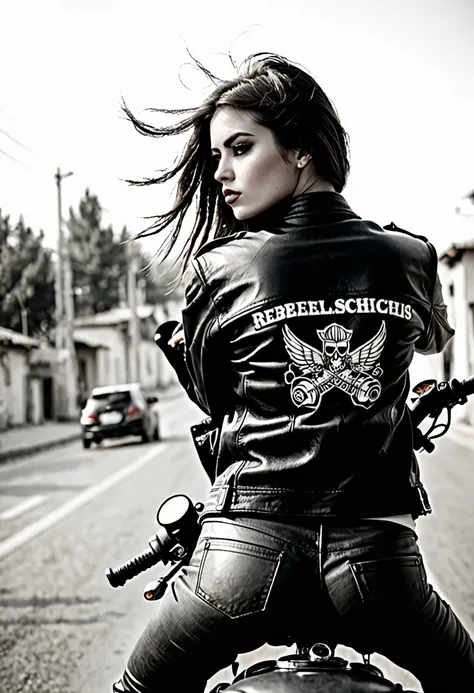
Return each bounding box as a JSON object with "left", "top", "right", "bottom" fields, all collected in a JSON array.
[{"left": 225, "top": 193, "right": 241, "bottom": 205}]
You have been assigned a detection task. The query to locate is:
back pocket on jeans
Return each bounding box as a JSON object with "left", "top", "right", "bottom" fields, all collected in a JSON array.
[
  {"left": 196, "top": 538, "right": 283, "bottom": 619},
  {"left": 350, "top": 554, "right": 427, "bottom": 608}
]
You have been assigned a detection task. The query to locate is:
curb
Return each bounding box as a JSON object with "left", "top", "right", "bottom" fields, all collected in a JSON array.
[{"left": 0, "top": 432, "right": 82, "bottom": 465}]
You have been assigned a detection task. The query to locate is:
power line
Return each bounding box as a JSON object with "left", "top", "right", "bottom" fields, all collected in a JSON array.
[
  {"left": 0, "top": 147, "right": 27, "bottom": 167},
  {"left": 0, "top": 124, "right": 118, "bottom": 189},
  {"left": 0, "top": 127, "right": 33, "bottom": 153}
]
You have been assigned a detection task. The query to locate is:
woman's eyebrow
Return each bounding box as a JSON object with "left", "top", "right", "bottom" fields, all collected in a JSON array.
[{"left": 211, "top": 132, "right": 255, "bottom": 152}]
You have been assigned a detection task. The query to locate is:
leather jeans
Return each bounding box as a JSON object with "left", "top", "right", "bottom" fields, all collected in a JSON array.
[{"left": 114, "top": 516, "right": 474, "bottom": 692}]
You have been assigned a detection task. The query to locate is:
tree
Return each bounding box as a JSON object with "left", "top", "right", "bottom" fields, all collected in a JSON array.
[
  {"left": 67, "top": 189, "right": 128, "bottom": 316},
  {"left": 68, "top": 188, "right": 184, "bottom": 317},
  {"left": 0, "top": 210, "right": 56, "bottom": 338}
]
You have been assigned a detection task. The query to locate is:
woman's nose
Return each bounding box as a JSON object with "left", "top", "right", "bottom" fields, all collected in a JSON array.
[{"left": 214, "top": 157, "right": 234, "bottom": 183}]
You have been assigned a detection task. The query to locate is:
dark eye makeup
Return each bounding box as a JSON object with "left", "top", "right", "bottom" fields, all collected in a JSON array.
[
  {"left": 210, "top": 141, "right": 253, "bottom": 162},
  {"left": 231, "top": 142, "right": 252, "bottom": 156}
]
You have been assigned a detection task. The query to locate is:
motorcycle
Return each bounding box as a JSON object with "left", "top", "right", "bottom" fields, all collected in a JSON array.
[{"left": 106, "top": 375, "right": 474, "bottom": 692}]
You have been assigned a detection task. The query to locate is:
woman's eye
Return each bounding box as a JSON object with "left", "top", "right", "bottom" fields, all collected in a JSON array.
[{"left": 232, "top": 143, "right": 251, "bottom": 156}]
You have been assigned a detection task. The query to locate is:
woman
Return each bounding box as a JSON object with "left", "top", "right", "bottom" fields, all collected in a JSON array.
[{"left": 114, "top": 53, "right": 473, "bottom": 692}]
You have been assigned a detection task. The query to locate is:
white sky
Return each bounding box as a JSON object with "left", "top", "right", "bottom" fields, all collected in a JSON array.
[{"left": 1, "top": 0, "right": 473, "bottom": 256}]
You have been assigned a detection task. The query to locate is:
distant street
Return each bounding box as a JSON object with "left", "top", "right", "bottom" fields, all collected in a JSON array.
[{"left": 0, "top": 387, "right": 473, "bottom": 693}]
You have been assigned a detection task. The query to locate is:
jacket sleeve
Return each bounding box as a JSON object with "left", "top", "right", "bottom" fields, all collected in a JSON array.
[
  {"left": 181, "top": 258, "right": 230, "bottom": 419},
  {"left": 415, "top": 243, "right": 455, "bottom": 355},
  {"left": 153, "top": 319, "right": 206, "bottom": 411}
]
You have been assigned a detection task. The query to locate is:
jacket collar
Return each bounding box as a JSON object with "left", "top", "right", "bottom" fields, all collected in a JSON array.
[{"left": 243, "top": 191, "right": 361, "bottom": 232}]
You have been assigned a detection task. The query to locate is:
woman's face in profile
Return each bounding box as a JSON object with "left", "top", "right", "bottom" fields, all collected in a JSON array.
[{"left": 210, "top": 107, "right": 301, "bottom": 221}]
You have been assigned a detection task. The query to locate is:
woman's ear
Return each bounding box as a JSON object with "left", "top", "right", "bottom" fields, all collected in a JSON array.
[{"left": 296, "top": 150, "right": 313, "bottom": 169}]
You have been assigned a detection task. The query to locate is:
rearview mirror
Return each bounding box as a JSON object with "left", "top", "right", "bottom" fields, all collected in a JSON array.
[{"left": 146, "top": 395, "right": 159, "bottom": 404}]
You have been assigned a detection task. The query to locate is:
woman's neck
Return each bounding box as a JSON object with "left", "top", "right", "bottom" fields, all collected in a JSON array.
[{"left": 293, "top": 177, "right": 336, "bottom": 197}]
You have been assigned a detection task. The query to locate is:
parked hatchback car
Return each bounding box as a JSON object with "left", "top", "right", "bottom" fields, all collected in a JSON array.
[{"left": 80, "top": 383, "right": 160, "bottom": 449}]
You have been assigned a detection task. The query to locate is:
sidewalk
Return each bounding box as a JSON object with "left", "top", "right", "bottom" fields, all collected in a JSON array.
[
  {"left": 0, "top": 384, "right": 183, "bottom": 465},
  {"left": 0, "top": 422, "right": 81, "bottom": 464}
]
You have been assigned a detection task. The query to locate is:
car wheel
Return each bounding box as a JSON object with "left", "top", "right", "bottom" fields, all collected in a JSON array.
[
  {"left": 153, "top": 423, "right": 161, "bottom": 441},
  {"left": 140, "top": 427, "right": 150, "bottom": 444},
  {"left": 82, "top": 437, "right": 91, "bottom": 449}
]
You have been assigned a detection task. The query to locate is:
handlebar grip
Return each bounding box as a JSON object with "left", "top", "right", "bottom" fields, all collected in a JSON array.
[
  {"left": 461, "top": 375, "right": 474, "bottom": 397},
  {"left": 106, "top": 546, "right": 161, "bottom": 588}
]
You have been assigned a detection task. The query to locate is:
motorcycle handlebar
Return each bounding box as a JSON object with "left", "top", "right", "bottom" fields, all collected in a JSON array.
[
  {"left": 410, "top": 375, "right": 474, "bottom": 428},
  {"left": 106, "top": 495, "right": 203, "bottom": 588},
  {"left": 462, "top": 375, "right": 474, "bottom": 397},
  {"left": 106, "top": 525, "right": 172, "bottom": 588},
  {"left": 106, "top": 549, "right": 158, "bottom": 588}
]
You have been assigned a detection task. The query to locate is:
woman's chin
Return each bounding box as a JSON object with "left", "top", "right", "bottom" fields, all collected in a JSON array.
[
  {"left": 232, "top": 209, "right": 248, "bottom": 221},
  {"left": 232, "top": 196, "right": 290, "bottom": 222},
  {"left": 232, "top": 205, "right": 260, "bottom": 221}
]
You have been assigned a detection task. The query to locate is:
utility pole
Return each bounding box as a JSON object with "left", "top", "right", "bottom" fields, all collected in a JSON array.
[
  {"left": 54, "top": 170, "right": 65, "bottom": 351},
  {"left": 127, "top": 241, "right": 140, "bottom": 383},
  {"left": 55, "top": 168, "right": 77, "bottom": 417},
  {"left": 63, "top": 221, "right": 76, "bottom": 383}
]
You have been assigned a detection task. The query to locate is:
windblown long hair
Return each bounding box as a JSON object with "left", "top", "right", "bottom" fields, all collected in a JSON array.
[{"left": 124, "top": 52, "right": 350, "bottom": 275}]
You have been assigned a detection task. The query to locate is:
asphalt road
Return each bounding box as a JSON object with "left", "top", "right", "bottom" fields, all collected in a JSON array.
[{"left": 0, "top": 387, "right": 473, "bottom": 693}]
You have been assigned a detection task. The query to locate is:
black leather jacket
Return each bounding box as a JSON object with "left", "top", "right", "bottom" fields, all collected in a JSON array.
[{"left": 157, "top": 192, "right": 454, "bottom": 521}]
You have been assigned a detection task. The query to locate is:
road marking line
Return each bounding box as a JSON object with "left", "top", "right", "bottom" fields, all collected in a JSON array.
[
  {"left": 0, "top": 495, "right": 46, "bottom": 520},
  {"left": 0, "top": 444, "right": 167, "bottom": 561}
]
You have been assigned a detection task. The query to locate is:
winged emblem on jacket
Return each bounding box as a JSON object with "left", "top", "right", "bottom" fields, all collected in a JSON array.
[{"left": 282, "top": 321, "right": 386, "bottom": 410}]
